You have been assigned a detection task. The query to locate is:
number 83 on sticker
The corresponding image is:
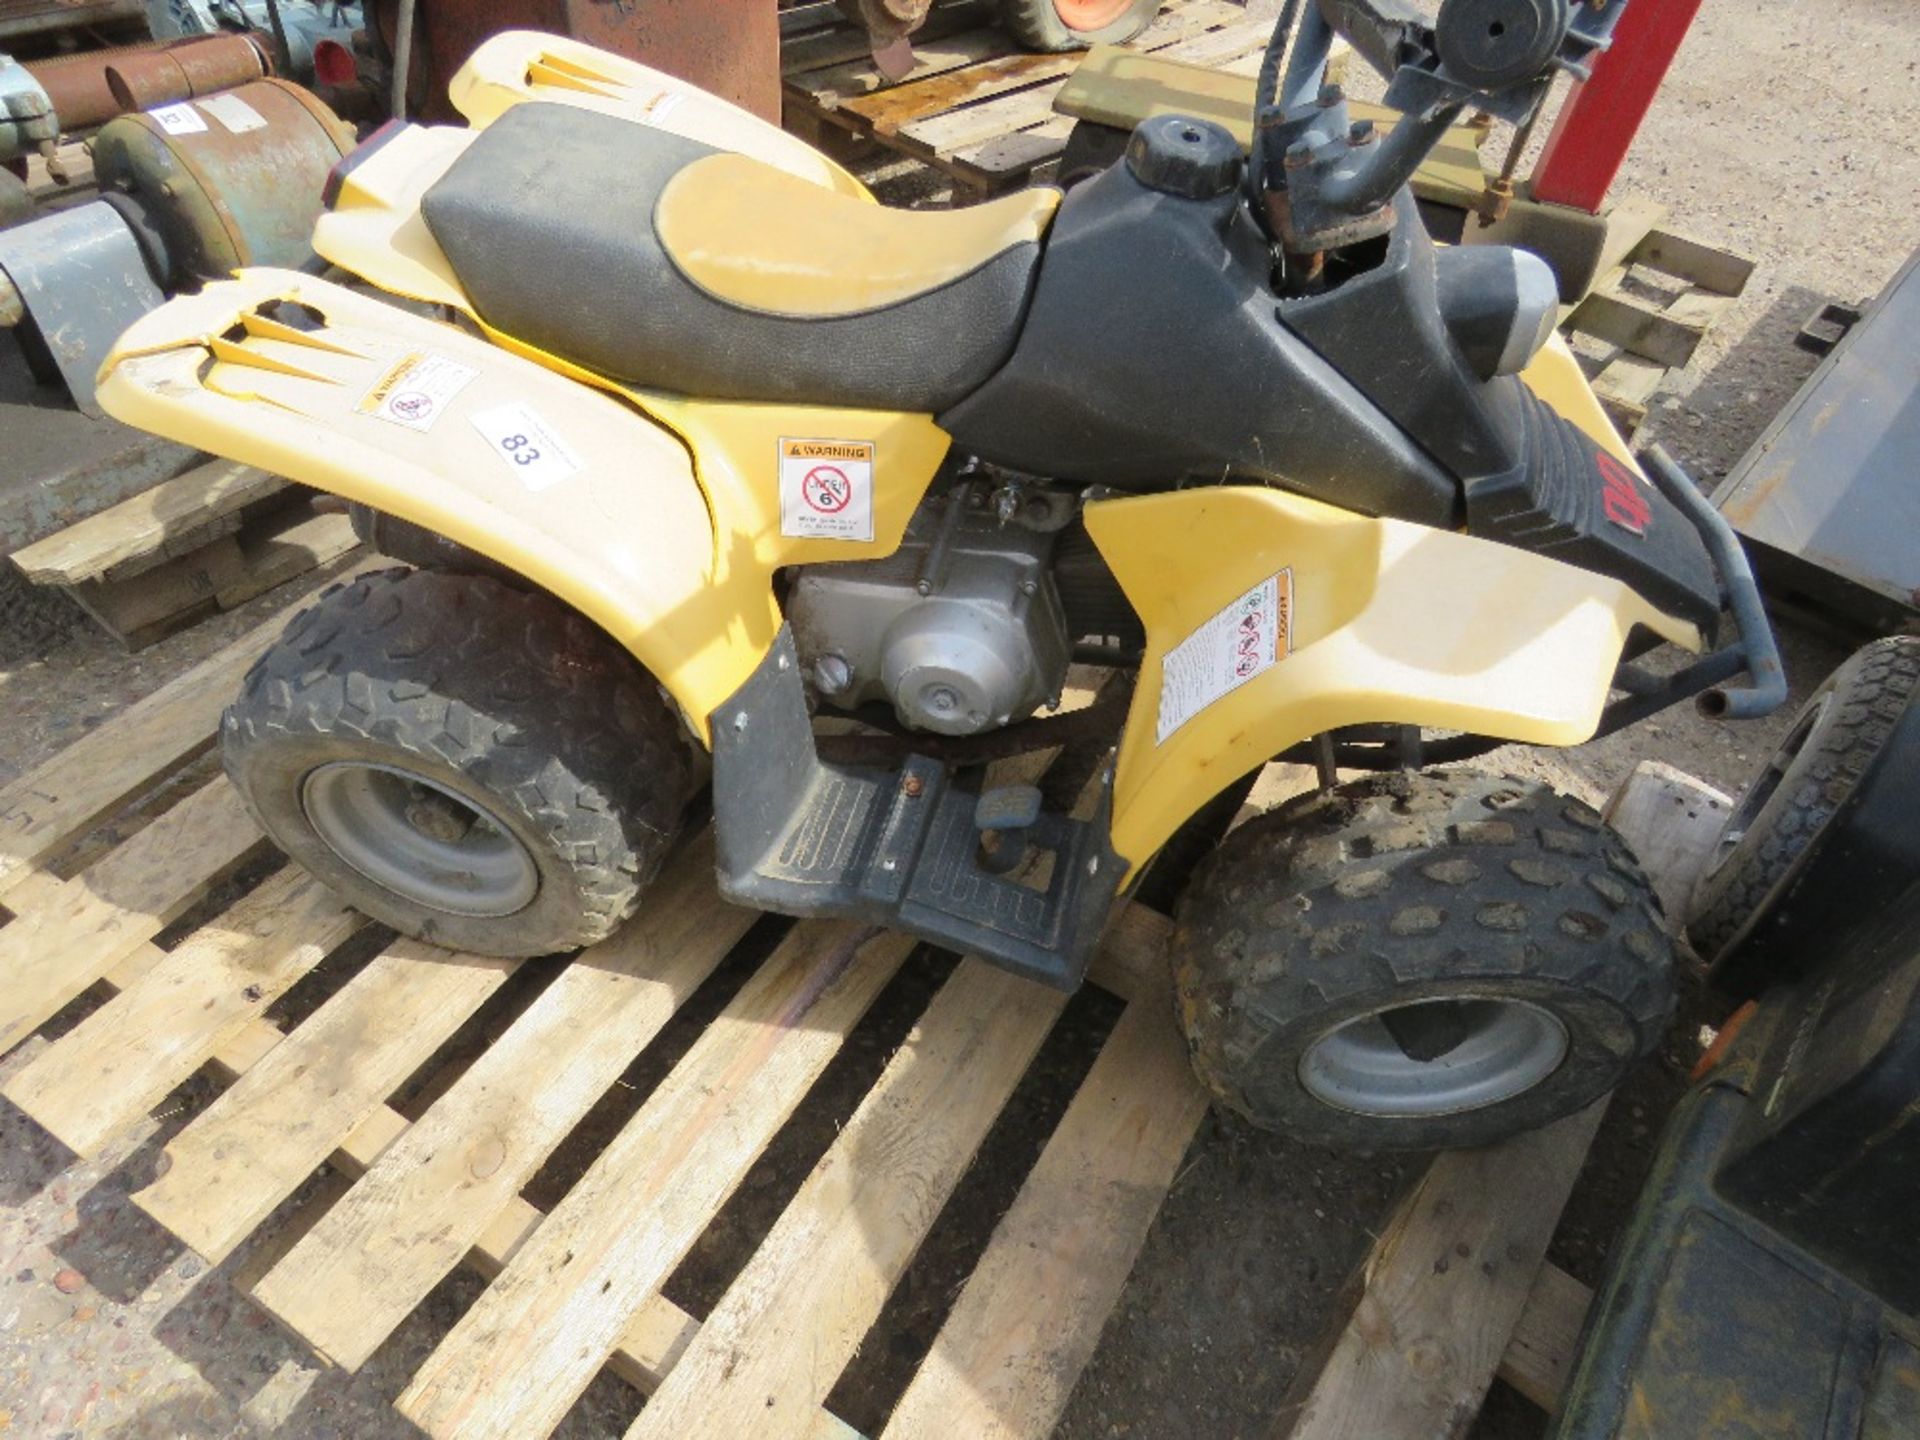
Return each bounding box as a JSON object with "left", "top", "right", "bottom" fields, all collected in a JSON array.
[{"left": 469, "top": 401, "right": 582, "bottom": 493}]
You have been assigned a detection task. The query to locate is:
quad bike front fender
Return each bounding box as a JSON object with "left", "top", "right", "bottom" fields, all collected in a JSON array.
[
  {"left": 1087, "top": 484, "right": 1705, "bottom": 877},
  {"left": 96, "top": 270, "right": 948, "bottom": 740}
]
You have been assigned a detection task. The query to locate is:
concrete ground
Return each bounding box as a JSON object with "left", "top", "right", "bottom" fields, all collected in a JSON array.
[{"left": 0, "top": 1, "right": 1915, "bottom": 1436}]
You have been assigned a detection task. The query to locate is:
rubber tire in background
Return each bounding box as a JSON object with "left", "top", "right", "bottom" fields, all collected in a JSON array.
[
  {"left": 1172, "top": 771, "right": 1675, "bottom": 1152},
  {"left": 222, "top": 567, "right": 698, "bottom": 957},
  {"left": 1686, "top": 635, "right": 1920, "bottom": 990},
  {"left": 999, "top": 0, "right": 1161, "bottom": 52}
]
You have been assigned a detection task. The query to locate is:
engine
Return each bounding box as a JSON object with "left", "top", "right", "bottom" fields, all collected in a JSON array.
[{"left": 787, "top": 483, "right": 1075, "bottom": 736}]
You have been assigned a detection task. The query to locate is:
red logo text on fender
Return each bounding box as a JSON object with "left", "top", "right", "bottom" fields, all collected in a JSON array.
[{"left": 1596, "top": 452, "right": 1652, "bottom": 536}]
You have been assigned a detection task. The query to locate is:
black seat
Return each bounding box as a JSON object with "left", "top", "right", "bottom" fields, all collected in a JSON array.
[{"left": 421, "top": 103, "right": 1059, "bottom": 412}]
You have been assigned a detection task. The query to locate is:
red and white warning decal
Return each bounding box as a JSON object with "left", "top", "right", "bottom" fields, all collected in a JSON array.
[
  {"left": 356, "top": 351, "right": 478, "bottom": 433},
  {"left": 779, "top": 438, "right": 875, "bottom": 541},
  {"left": 1156, "top": 568, "right": 1294, "bottom": 744}
]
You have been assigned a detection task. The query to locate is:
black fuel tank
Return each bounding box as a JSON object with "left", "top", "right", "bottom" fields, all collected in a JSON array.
[{"left": 937, "top": 159, "right": 1463, "bottom": 528}]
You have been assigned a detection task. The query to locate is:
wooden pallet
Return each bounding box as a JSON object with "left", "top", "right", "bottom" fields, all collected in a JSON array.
[
  {"left": 1561, "top": 227, "right": 1756, "bottom": 440},
  {"left": 0, "top": 573, "right": 1628, "bottom": 1438},
  {"left": 782, "top": 0, "right": 1277, "bottom": 194},
  {"left": 8, "top": 458, "right": 360, "bottom": 648},
  {"left": 0, "top": 591, "right": 1200, "bottom": 1440}
]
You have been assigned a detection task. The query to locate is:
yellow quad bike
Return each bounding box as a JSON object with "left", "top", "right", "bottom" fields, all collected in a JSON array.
[{"left": 95, "top": 3, "right": 1785, "bottom": 1151}]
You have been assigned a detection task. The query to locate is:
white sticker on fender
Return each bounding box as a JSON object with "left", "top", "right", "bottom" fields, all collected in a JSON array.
[
  {"left": 357, "top": 351, "right": 478, "bottom": 432},
  {"left": 779, "top": 438, "right": 875, "bottom": 541},
  {"left": 148, "top": 102, "right": 207, "bottom": 136},
  {"left": 469, "top": 401, "right": 582, "bottom": 492},
  {"left": 1156, "top": 569, "right": 1294, "bottom": 744}
]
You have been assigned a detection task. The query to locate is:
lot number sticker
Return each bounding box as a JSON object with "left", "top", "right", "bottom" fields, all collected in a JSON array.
[
  {"left": 357, "top": 351, "right": 478, "bottom": 432},
  {"left": 197, "top": 92, "right": 267, "bottom": 133},
  {"left": 1156, "top": 569, "right": 1293, "bottom": 744},
  {"left": 470, "top": 402, "right": 582, "bottom": 492},
  {"left": 148, "top": 102, "right": 207, "bottom": 136},
  {"left": 780, "top": 438, "right": 875, "bottom": 541}
]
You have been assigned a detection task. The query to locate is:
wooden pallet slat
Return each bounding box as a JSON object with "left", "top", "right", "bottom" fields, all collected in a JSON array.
[
  {"left": 0, "top": 566, "right": 375, "bottom": 900},
  {"left": 1, "top": 868, "right": 360, "bottom": 1158},
  {"left": 133, "top": 939, "right": 521, "bottom": 1264},
  {"left": 9, "top": 459, "right": 286, "bottom": 587},
  {"left": 398, "top": 923, "right": 914, "bottom": 1440},
  {"left": 0, "top": 778, "right": 260, "bottom": 1053},
  {"left": 898, "top": 4, "right": 1255, "bottom": 160},
  {"left": 883, "top": 918, "right": 1205, "bottom": 1440},
  {"left": 628, "top": 956, "right": 1071, "bottom": 1439},
  {"left": 252, "top": 833, "right": 756, "bottom": 1371}
]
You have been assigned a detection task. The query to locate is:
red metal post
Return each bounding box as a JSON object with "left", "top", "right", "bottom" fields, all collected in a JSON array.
[{"left": 1530, "top": 0, "right": 1703, "bottom": 214}]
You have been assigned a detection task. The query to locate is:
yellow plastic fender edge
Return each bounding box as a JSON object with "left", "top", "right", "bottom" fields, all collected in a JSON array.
[
  {"left": 1086, "top": 483, "right": 1703, "bottom": 878},
  {"left": 95, "top": 270, "right": 952, "bottom": 743}
]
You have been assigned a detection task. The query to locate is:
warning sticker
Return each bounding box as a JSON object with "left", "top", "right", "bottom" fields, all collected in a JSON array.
[
  {"left": 469, "top": 401, "right": 581, "bottom": 493},
  {"left": 1156, "top": 569, "right": 1293, "bottom": 744},
  {"left": 148, "top": 102, "right": 207, "bottom": 136},
  {"left": 357, "top": 352, "right": 478, "bottom": 433},
  {"left": 197, "top": 92, "right": 267, "bottom": 134},
  {"left": 779, "top": 438, "right": 875, "bottom": 541}
]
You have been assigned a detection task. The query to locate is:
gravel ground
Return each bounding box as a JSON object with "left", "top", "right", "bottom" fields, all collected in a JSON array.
[{"left": 1, "top": 2, "right": 1914, "bottom": 1436}]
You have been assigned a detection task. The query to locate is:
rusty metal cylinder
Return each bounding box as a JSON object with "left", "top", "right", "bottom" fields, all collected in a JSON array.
[
  {"left": 26, "top": 33, "right": 271, "bottom": 132},
  {"left": 105, "top": 33, "right": 274, "bottom": 115},
  {"left": 89, "top": 78, "right": 354, "bottom": 284}
]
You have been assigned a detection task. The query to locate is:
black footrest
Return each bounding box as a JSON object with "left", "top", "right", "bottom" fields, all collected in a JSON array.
[{"left": 709, "top": 629, "right": 1121, "bottom": 990}]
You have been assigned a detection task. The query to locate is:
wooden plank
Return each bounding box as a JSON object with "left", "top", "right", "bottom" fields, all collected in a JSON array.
[
  {"left": 1278, "top": 1099, "right": 1610, "bottom": 1440},
  {"left": 898, "top": 5, "right": 1254, "bottom": 157},
  {"left": 1629, "top": 228, "right": 1754, "bottom": 297},
  {"left": 844, "top": 47, "right": 1082, "bottom": 134},
  {"left": 1567, "top": 284, "right": 1708, "bottom": 370},
  {"left": 10, "top": 460, "right": 284, "bottom": 586},
  {"left": 882, "top": 964, "right": 1208, "bottom": 1440},
  {"left": 806, "top": 27, "right": 1012, "bottom": 116},
  {"left": 1589, "top": 351, "right": 1668, "bottom": 414},
  {"left": 398, "top": 922, "right": 914, "bottom": 1440},
  {"left": 252, "top": 834, "right": 756, "bottom": 1371},
  {"left": 133, "top": 940, "right": 520, "bottom": 1264},
  {"left": 2, "top": 868, "right": 361, "bottom": 1157},
  {"left": 215, "top": 507, "right": 361, "bottom": 611},
  {"left": 67, "top": 533, "right": 250, "bottom": 646},
  {"left": 1598, "top": 760, "right": 1731, "bottom": 918},
  {"left": 0, "top": 778, "right": 260, "bottom": 1054},
  {"left": 1044, "top": 45, "right": 1487, "bottom": 204},
  {"left": 781, "top": 0, "right": 996, "bottom": 83},
  {"left": 1495, "top": 1261, "right": 1593, "bottom": 1412},
  {"left": 628, "top": 956, "right": 1070, "bottom": 1439},
  {"left": 0, "top": 567, "right": 370, "bottom": 901}
]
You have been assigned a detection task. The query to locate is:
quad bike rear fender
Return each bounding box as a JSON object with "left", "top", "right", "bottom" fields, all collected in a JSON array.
[{"left": 95, "top": 270, "right": 951, "bottom": 740}]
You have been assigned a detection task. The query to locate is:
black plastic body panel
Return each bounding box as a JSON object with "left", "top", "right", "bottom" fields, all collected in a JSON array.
[
  {"left": 937, "top": 161, "right": 1463, "bottom": 528},
  {"left": 708, "top": 628, "right": 1124, "bottom": 991},
  {"left": 943, "top": 158, "right": 1720, "bottom": 627}
]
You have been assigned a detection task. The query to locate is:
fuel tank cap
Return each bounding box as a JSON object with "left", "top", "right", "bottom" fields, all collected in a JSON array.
[{"left": 1124, "top": 114, "right": 1242, "bottom": 201}]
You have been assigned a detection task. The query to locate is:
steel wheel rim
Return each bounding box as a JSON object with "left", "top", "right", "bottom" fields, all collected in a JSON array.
[
  {"left": 1053, "top": 0, "right": 1134, "bottom": 31},
  {"left": 302, "top": 761, "right": 539, "bottom": 918},
  {"left": 1299, "top": 997, "right": 1571, "bottom": 1118}
]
